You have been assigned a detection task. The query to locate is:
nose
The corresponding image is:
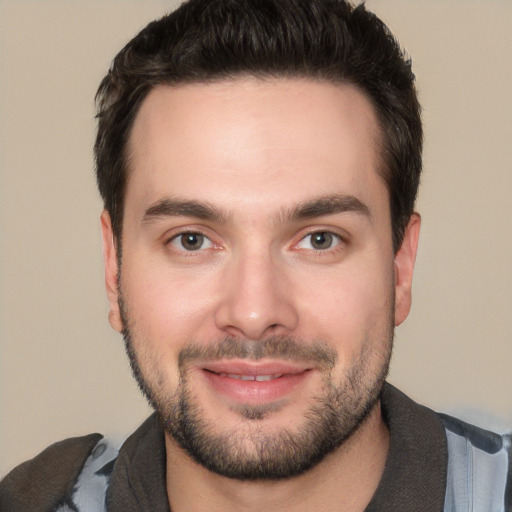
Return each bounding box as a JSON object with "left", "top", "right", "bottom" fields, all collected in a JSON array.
[{"left": 214, "top": 249, "right": 299, "bottom": 340}]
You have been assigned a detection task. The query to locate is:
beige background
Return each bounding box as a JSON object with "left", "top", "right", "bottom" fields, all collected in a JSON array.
[{"left": 1, "top": 0, "right": 511, "bottom": 478}]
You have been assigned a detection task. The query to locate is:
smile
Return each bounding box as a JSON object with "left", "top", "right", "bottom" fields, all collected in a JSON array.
[
  {"left": 217, "top": 373, "right": 284, "bottom": 382},
  {"left": 198, "top": 362, "right": 313, "bottom": 404}
]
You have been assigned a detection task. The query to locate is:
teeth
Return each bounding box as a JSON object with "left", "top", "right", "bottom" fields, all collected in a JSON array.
[
  {"left": 218, "top": 373, "right": 283, "bottom": 381},
  {"left": 255, "top": 375, "right": 279, "bottom": 382}
]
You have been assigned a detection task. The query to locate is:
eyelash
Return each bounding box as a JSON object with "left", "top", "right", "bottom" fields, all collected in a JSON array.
[
  {"left": 294, "top": 230, "right": 345, "bottom": 253},
  {"left": 166, "top": 230, "right": 215, "bottom": 253}
]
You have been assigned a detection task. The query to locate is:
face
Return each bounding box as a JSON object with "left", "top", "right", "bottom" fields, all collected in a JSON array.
[{"left": 102, "top": 78, "right": 420, "bottom": 479}]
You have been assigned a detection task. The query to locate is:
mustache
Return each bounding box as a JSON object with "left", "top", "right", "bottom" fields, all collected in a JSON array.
[{"left": 178, "top": 336, "right": 338, "bottom": 371}]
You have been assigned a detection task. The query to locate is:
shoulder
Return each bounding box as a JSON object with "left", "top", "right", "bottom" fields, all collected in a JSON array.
[
  {"left": 378, "top": 384, "right": 511, "bottom": 511},
  {"left": 439, "top": 413, "right": 512, "bottom": 511},
  {"left": 0, "top": 433, "right": 111, "bottom": 512},
  {"left": 439, "top": 412, "right": 510, "bottom": 455}
]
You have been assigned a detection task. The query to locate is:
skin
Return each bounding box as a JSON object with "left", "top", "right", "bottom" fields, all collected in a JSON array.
[{"left": 101, "top": 78, "right": 420, "bottom": 512}]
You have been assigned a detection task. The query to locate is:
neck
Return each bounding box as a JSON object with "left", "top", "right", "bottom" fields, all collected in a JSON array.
[{"left": 165, "top": 402, "right": 389, "bottom": 512}]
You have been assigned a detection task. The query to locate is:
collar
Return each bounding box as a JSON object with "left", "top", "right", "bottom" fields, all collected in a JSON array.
[
  {"left": 107, "top": 414, "right": 170, "bottom": 511},
  {"left": 365, "top": 383, "right": 448, "bottom": 511}
]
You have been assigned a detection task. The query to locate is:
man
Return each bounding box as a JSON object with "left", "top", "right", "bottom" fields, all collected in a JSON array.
[{"left": 1, "top": 0, "right": 510, "bottom": 510}]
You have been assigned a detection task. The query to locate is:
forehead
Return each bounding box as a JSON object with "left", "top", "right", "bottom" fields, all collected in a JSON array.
[{"left": 125, "top": 78, "right": 386, "bottom": 220}]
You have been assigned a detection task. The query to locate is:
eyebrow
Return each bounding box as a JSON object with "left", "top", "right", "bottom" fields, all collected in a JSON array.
[
  {"left": 143, "top": 199, "right": 227, "bottom": 223},
  {"left": 142, "top": 194, "right": 370, "bottom": 225},
  {"left": 287, "top": 194, "right": 371, "bottom": 221}
]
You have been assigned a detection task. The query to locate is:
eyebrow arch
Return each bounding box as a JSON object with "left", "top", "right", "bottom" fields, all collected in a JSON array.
[
  {"left": 142, "top": 198, "right": 227, "bottom": 224},
  {"left": 288, "top": 194, "right": 371, "bottom": 221},
  {"left": 142, "top": 194, "right": 370, "bottom": 225}
]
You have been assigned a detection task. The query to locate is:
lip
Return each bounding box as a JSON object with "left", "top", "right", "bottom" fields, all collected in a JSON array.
[{"left": 197, "top": 359, "right": 313, "bottom": 404}]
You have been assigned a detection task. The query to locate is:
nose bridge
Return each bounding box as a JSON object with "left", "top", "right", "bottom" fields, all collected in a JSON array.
[{"left": 214, "top": 242, "right": 298, "bottom": 340}]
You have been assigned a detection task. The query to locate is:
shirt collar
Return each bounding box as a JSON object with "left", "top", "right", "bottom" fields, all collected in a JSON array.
[{"left": 365, "top": 383, "right": 448, "bottom": 511}]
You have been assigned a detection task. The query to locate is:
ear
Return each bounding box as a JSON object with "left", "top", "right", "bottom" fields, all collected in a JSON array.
[
  {"left": 100, "top": 210, "right": 123, "bottom": 333},
  {"left": 394, "top": 213, "right": 421, "bottom": 326}
]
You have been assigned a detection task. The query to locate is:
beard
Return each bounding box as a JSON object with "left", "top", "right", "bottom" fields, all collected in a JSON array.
[{"left": 119, "top": 295, "right": 394, "bottom": 481}]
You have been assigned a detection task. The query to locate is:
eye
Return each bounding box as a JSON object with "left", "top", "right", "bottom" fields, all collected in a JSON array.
[
  {"left": 169, "top": 232, "right": 213, "bottom": 251},
  {"left": 296, "top": 231, "right": 342, "bottom": 251}
]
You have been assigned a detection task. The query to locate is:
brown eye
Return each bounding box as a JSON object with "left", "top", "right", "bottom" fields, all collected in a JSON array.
[
  {"left": 170, "top": 232, "right": 212, "bottom": 251},
  {"left": 296, "top": 231, "right": 341, "bottom": 251},
  {"left": 181, "top": 233, "right": 204, "bottom": 250},
  {"left": 310, "top": 232, "right": 333, "bottom": 250}
]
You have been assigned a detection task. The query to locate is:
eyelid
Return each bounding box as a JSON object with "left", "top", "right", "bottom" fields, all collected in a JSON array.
[
  {"left": 169, "top": 232, "right": 213, "bottom": 251},
  {"left": 293, "top": 228, "right": 347, "bottom": 252},
  {"left": 163, "top": 225, "right": 221, "bottom": 253}
]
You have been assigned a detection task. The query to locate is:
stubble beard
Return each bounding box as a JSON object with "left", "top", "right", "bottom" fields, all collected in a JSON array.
[{"left": 119, "top": 295, "right": 394, "bottom": 481}]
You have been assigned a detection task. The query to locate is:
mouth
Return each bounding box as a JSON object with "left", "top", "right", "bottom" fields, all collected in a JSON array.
[
  {"left": 197, "top": 360, "right": 313, "bottom": 404},
  {"left": 214, "top": 372, "right": 285, "bottom": 382}
]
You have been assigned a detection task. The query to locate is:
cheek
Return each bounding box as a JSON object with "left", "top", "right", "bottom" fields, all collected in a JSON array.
[
  {"left": 119, "top": 260, "right": 222, "bottom": 393},
  {"left": 120, "top": 255, "right": 221, "bottom": 345},
  {"left": 294, "top": 263, "right": 394, "bottom": 345}
]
